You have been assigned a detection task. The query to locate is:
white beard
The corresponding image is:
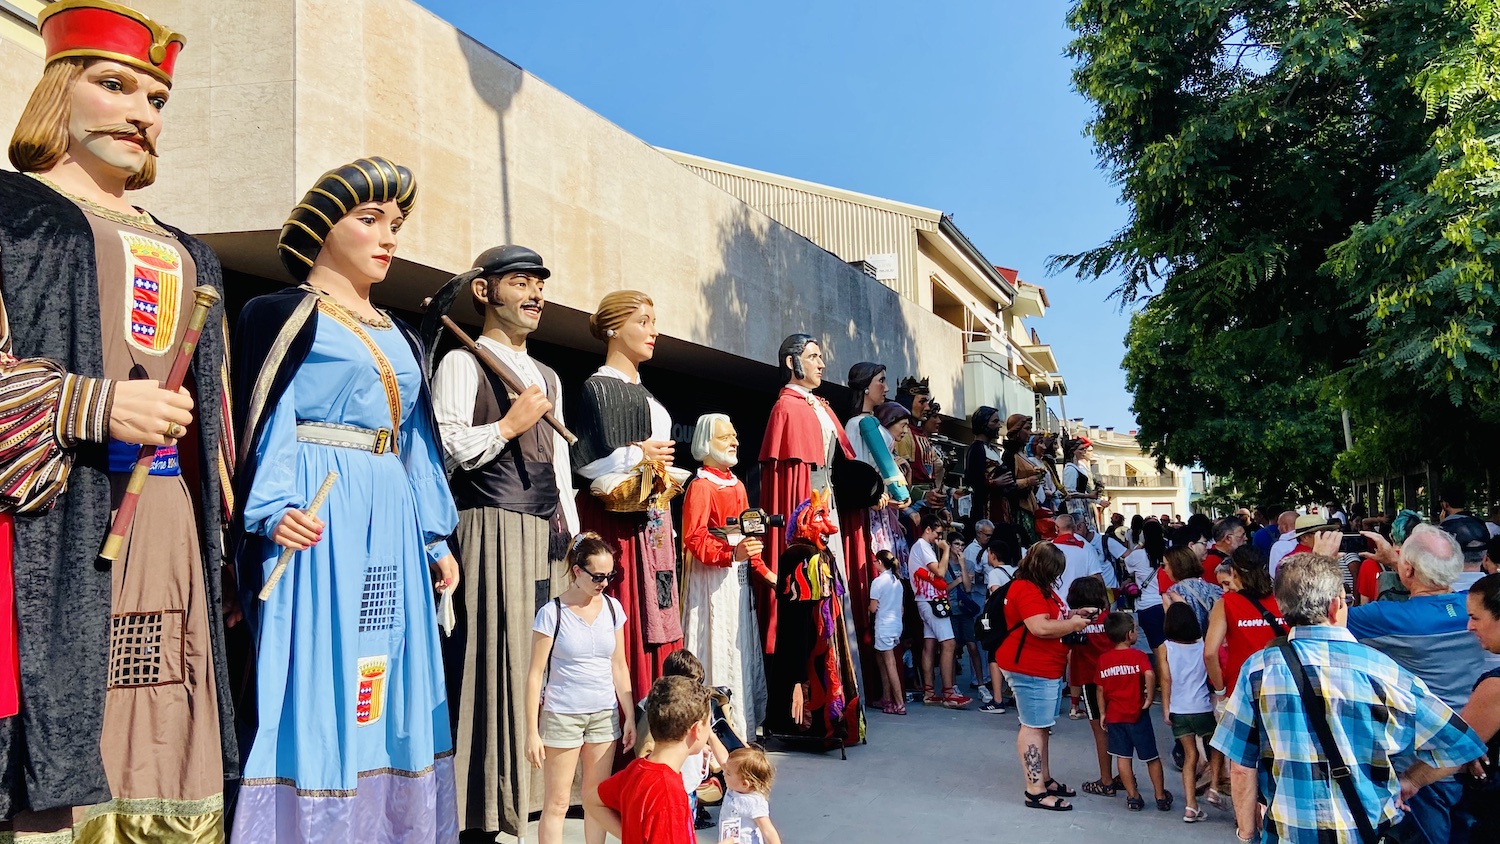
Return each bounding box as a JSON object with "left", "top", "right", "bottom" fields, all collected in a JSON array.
[{"left": 709, "top": 446, "right": 738, "bottom": 468}]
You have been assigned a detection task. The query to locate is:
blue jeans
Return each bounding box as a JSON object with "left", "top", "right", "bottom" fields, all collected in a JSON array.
[{"left": 1398, "top": 778, "right": 1465, "bottom": 844}]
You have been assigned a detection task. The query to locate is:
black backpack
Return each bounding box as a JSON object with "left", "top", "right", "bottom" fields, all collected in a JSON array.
[{"left": 973, "top": 579, "right": 1026, "bottom": 653}]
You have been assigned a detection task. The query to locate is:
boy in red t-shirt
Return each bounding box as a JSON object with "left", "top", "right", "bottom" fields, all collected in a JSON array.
[
  {"left": 588, "top": 676, "right": 711, "bottom": 844},
  {"left": 1096, "top": 614, "right": 1172, "bottom": 813}
]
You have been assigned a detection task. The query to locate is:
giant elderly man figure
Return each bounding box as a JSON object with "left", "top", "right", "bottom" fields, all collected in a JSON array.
[
  {"left": 681, "top": 413, "right": 771, "bottom": 739},
  {"left": 0, "top": 2, "right": 237, "bottom": 839}
]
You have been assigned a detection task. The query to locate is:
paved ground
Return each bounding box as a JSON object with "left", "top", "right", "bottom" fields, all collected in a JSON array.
[{"left": 514, "top": 681, "right": 1239, "bottom": 844}]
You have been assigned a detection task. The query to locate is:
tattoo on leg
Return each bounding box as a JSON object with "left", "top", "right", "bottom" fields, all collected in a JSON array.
[{"left": 1024, "top": 743, "right": 1043, "bottom": 784}]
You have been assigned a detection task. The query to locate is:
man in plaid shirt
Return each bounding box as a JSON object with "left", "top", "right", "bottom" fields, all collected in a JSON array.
[{"left": 1211, "top": 552, "right": 1485, "bottom": 843}]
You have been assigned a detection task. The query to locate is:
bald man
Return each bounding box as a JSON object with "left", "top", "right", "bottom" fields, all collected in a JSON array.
[{"left": 1267, "top": 511, "right": 1300, "bottom": 575}]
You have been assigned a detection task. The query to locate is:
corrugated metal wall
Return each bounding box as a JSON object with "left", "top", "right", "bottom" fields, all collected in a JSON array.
[{"left": 677, "top": 163, "right": 932, "bottom": 304}]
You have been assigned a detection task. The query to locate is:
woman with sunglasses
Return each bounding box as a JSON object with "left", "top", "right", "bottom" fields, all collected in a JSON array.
[{"left": 525, "top": 533, "right": 635, "bottom": 844}]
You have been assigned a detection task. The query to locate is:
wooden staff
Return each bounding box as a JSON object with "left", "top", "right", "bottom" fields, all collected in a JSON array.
[
  {"left": 100, "top": 285, "right": 221, "bottom": 562},
  {"left": 438, "top": 315, "right": 578, "bottom": 445},
  {"left": 259, "top": 470, "right": 338, "bottom": 601}
]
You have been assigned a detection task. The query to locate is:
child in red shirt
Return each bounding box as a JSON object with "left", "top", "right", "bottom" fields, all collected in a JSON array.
[
  {"left": 589, "top": 676, "right": 712, "bottom": 844},
  {"left": 1096, "top": 613, "right": 1172, "bottom": 813}
]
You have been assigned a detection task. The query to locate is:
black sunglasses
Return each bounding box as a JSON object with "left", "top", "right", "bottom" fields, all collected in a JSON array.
[{"left": 576, "top": 565, "right": 619, "bottom": 584}]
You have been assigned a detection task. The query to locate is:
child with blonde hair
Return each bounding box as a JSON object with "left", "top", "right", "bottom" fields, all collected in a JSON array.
[{"left": 717, "top": 745, "right": 782, "bottom": 844}]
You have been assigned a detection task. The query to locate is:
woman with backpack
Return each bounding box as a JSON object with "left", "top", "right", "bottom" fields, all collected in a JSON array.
[
  {"left": 1123, "top": 520, "right": 1169, "bottom": 649},
  {"left": 993, "top": 542, "right": 1099, "bottom": 811},
  {"left": 524, "top": 533, "right": 633, "bottom": 844}
]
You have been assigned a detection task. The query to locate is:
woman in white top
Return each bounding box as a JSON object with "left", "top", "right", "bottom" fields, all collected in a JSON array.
[
  {"left": 867, "top": 550, "right": 907, "bottom": 715},
  {"left": 1123, "top": 520, "right": 1168, "bottom": 648},
  {"left": 526, "top": 533, "right": 634, "bottom": 844}
]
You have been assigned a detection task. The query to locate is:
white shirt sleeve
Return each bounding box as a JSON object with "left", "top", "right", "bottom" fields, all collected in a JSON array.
[
  {"left": 432, "top": 350, "right": 508, "bottom": 472},
  {"left": 550, "top": 372, "right": 580, "bottom": 536}
]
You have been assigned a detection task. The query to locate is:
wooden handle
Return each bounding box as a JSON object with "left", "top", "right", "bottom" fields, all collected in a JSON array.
[
  {"left": 100, "top": 285, "right": 222, "bottom": 563},
  {"left": 259, "top": 470, "right": 339, "bottom": 601},
  {"left": 439, "top": 315, "right": 578, "bottom": 445}
]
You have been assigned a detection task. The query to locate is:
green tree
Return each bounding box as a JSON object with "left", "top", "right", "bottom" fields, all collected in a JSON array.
[{"left": 1058, "top": 0, "right": 1497, "bottom": 501}]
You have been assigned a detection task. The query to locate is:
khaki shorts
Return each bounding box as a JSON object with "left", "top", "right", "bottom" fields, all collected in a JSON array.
[{"left": 540, "top": 709, "right": 620, "bottom": 749}]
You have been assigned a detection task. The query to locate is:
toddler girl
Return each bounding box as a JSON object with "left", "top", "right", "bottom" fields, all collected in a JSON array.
[{"left": 718, "top": 745, "right": 782, "bottom": 844}]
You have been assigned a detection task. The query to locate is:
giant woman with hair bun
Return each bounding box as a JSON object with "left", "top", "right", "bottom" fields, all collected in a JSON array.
[
  {"left": 231, "top": 157, "right": 461, "bottom": 842},
  {"left": 571, "top": 290, "right": 684, "bottom": 697}
]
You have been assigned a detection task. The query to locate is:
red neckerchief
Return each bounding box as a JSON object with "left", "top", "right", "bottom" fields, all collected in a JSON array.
[
  {"left": 700, "top": 466, "right": 735, "bottom": 482},
  {"left": 1053, "top": 533, "right": 1086, "bottom": 549}
]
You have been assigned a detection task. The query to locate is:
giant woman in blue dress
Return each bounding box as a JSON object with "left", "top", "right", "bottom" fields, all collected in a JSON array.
[{"left": 229, "top": 157, "right": 461, "bottom": 842}]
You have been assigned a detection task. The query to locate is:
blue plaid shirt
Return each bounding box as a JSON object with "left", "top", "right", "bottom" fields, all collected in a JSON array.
[{"left": 1210, "top": 624, "right": 1484, "bottom": 844}]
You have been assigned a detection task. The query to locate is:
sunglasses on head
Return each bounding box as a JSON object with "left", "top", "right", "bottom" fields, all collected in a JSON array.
[{"left": 576, "top": 565, "right": 619, "bottom": 584}]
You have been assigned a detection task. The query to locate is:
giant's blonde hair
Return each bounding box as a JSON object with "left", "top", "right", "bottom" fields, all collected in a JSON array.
[
  {"left": 9, "top": 58, "right": 157, "bottom": 190},
  {"left": 588, "top": 290, "right": 654, "bottom": 342}
]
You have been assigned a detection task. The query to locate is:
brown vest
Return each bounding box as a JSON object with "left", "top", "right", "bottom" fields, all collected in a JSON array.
[{"left": 448, "top": 350, "right": 560, "bottom": 518}]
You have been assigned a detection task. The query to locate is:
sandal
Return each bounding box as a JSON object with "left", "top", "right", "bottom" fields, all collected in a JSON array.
[
  {"left": 1044, "top": 778, "right": 1076, "bottom": 798},
  {"left": 1126, "top": 795, "right": 1145, "bottom": 812},
  {"left": 1156, "top": 790, "right": 1174, "bottom": 811},
  {"left": 1068, "top": 707, "right": 1086, "bottom": 720},
  {"left": 1183, "top": 805, "right": 1206, "bottom": 823},
  {"left": 1204, "top": 788, "right": 1228, "bottom": 811},
  {"left": 892, "top": 702, "right": 907, "bottom": 715},
  {"left": 1082, "top": 779, "right": 1116, "bottom": 797},
  {"left": 1023, "top": 791, "right": 1073, "bottom": 812},
  {"left": 881, "top": 702, "right": 900, "bottom": 714}
]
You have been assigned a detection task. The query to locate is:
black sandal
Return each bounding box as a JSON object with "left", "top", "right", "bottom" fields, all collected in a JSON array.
[
  {"left": 1082, "top": 778, "right": 1116, "bottom": 797},
  {"left": 1024, "top": 790, "right": 1073, "bottom": 811},
  {"left": 1156, "top": 790, "right": 1174, "bottom": 812},
  {"left": 1044, "top": 778, "right": 1076, "bottom": 798},
  {"left": 1126, "top": 795, "right": 1145, "bottom": 812}
]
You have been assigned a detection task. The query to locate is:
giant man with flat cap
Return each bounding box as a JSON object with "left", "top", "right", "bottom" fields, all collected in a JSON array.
[{"left": 430, "top": 246, "right": 579, "bottom": 839}]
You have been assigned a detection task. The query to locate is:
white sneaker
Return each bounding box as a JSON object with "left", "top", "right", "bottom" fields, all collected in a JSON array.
[{"left": 977, "top": 685, "right": 994, "bottom": 704}]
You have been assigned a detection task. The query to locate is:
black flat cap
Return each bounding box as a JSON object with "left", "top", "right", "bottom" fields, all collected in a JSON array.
[{"left": 472, "top": 245, "right": 550, "bottom": 280}]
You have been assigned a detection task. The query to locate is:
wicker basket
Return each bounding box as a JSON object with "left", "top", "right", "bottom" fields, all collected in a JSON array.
[{"left": 590, "top": 460, "right": 691, "bottom": 513}]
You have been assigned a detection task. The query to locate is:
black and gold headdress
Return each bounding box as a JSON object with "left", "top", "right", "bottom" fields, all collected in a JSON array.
[{"left": 277, "top": 156, "right": 417, "bottom": 280}]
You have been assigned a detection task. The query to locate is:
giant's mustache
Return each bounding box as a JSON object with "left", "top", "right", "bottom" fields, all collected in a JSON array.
[{"left": 86, "top": 124, "right": 157, "bottom": 157}]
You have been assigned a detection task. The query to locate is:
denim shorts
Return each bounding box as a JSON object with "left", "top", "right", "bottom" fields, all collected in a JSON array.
[
  {"left": 1006, "top": 670, "right": 1066, "bottom": 729},
  {"left": 1106, "top": 716, "right": 1160, "bottom": 762}
]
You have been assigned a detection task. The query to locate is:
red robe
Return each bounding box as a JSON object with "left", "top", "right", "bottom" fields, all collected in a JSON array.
[{"left": 756, "top": 386, "right": 859, "bottom": 654}]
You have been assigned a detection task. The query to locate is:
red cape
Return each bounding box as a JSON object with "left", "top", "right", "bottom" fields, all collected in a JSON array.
[{"left": 756, "top": 386, "right": 857, "bottom": 654}]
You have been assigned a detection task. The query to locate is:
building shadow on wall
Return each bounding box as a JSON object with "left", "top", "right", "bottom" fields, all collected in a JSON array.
[
  {"left": 457, "top": 29, "right": 523, "bottom": 244},
  {"left": 693, "top": 202, "right": 921, "bottom": 498}
]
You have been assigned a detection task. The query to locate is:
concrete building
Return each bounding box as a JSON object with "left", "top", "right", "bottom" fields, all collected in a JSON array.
[
  {"left": 0, "top": 0, "right": 987, "bottom": 465},
  {"left": 661, "top": 151, "right": 1065, "bottom": 425}
]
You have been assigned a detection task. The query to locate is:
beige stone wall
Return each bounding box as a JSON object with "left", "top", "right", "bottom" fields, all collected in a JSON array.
[{"left": 0, "top": 0, "right": 965, "bottom": 390}]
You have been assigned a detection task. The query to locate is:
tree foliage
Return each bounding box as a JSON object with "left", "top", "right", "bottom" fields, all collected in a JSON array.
[{"left": 1059, "top": 0, "right": 1500, "bottom": 504}]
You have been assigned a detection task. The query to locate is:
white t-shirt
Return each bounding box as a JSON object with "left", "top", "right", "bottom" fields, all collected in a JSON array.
[
  {"left": 681, "top": 748, "right": 711, "bottom": 793},
  {"left": 869, "top": 570, "right": 905, "bottom": 636},
  {"left": 1164, "top": 640, "right": 1212, "bottom": 715},
  {"left": 985, "top": 565, "right": 1015, "bottom": 593},
  {"left": 718, "top": 789, "right": 771, "bottom": 844},
  {"left": 1086, "top": 534, "right": 1120, "bottom": 589},
  {"left": 533, "top": 596, "right": 626, "bottom": 714},
  {"left": 1122, "top": 547, "right": 1162, "bottom": 610},
  {"left": 909, "top": 538, "right": 941, "bottom": 600},
  {"left": 1054, "top": 538, "right": 1101, "bottom": 608}
]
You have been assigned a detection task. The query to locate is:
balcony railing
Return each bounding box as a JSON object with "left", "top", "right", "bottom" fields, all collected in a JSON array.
[{"left": 1101, "top": 474, "right": 1178, "bottom": 489}]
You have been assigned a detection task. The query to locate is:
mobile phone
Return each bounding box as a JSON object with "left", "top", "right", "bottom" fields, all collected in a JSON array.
[{"left": 1340, "top": 534, "right": 1370, "bottom": 554}]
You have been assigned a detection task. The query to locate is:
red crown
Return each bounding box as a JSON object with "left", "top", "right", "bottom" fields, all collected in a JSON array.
[{"left": 37, "top": 0, "right": 185, "bottom": 85}]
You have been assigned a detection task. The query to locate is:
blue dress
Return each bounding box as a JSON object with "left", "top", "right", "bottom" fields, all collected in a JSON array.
[{"left": 232, "top": 311, "right": 460, "bottom": 843}]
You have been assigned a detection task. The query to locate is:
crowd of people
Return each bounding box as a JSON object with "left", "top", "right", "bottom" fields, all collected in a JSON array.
[{"left": 902, "top": 480, "right": 1500, "bottom": 844}]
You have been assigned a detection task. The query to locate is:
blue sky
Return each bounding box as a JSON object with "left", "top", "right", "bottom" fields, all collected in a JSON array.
[{"left": 416, "top": 0, "right": 1139, "bottom": 430}]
